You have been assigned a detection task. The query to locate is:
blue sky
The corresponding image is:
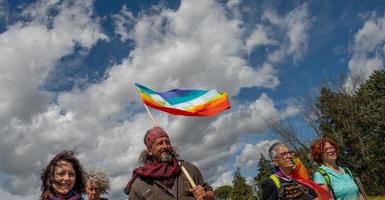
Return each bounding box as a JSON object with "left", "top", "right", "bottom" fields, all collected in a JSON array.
[{"left": 1, "top": 0, "right": 385, "bottom": 199}]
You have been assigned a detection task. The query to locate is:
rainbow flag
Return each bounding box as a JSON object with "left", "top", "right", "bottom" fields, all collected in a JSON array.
[
  {"left": 289, "top": 158, "right": 332, "bottom": 200},
  {"left": 135, "top": 83, "right": 230, "bottom": 116}
]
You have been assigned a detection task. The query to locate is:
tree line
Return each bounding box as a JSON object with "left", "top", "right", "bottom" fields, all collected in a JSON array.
[{"left": 214, "top": 70, "right": 385, "bottom": 199}]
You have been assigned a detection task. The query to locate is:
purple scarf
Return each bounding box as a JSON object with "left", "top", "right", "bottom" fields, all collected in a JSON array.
[{"left": 47, "top": 191, "right": 83, "bottom": 200}]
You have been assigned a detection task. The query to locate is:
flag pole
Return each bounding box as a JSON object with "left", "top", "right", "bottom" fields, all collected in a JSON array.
[
  {"left": 179, "top": 161, "right": 197, "bottom": 188},
  {"left": 355, "top": 177, "right": 368, "bottom": 200},
  {"left": 143, "top": 103, "right": 158, "bottom": 127},
  {"left": 136, "top": 90, "right": 157, "bottom": 127},
  {"left": 135, "top": 87, "right": 197, "bottom": 188}
]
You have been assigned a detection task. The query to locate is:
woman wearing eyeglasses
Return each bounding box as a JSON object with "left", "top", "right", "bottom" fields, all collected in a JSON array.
[
  {"left": 310, "top": 138, "right": 362, "bottom": 200},
  {"left": 40, "top": 150, "right": 86, "bottom": 200}
]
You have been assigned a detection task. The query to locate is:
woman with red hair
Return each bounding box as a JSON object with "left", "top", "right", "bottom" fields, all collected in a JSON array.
[{"left": 310, "top": 138, "right": 361, "bottom": 200}]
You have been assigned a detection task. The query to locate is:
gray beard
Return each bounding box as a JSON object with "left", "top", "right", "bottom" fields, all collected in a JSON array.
[{"left": 160, "top": 151, "right": 173, "bottom": 163}]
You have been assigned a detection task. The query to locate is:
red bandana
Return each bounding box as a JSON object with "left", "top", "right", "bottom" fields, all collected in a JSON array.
[{"left": 145, "top": 127, "right": 169, "bottom": 148}]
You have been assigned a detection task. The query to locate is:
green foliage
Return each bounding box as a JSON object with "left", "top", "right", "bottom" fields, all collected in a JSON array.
[
  {"left": 254, "top": 154, "right": 272, "bottom": 187},
  {"left": 214, "top": 185, "right": 232, "bottom": 200},
  {"left": 251, "top": 70, "right": 385, "bottom": 197},
  {"left": 368, "top": 195, "right": 385, "bottom": 200},
  {"left": 254, "top": 154, "right": 272, "bottom": 199},
  {"left": 231, "top": 167, "right": 254, "bottom": 200},
  {"left": 316, "top": 70, "right": 385, "bottom": 195}
]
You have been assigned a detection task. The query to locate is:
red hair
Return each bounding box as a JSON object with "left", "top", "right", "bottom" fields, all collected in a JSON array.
[{"left": 310, "top": 137, "right": 339, "bottom": 164}]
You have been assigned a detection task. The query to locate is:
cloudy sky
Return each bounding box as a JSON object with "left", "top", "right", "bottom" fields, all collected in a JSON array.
[{"left": 1, "top": 0, "right": 385, "bottom": 199}]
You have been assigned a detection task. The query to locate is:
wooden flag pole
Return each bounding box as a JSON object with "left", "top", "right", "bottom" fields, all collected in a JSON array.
[
  {"left": 143, "top": 103, "right": 158, "bottom": 127},
  {"left": 136, "top": 88, "right": 197, "bottom": 188},
  {"left": 136, "top": 89, "right": 157, "bottom": 127},
  {"left": 179, "top": 161, "right": 197, "bottom": 188},
  {"left": 355, "top": 177, "right": 368, "bottom": 200}
]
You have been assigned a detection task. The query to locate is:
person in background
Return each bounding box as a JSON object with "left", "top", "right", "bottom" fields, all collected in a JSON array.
[
  {"left": 311, "top": 137, "right": 362, "bottom": 200},
  {"left": 261, "top": 141, "right": 331, "bottom": 200},
  {"left": 40, "top": 150, "right": 85, "bottom": 200},
  {"left": 85, "top": 169, "right": 110, "bottom": 200},
  {"left": 124, "top": 126, "right": 215, "bottom": 200}
]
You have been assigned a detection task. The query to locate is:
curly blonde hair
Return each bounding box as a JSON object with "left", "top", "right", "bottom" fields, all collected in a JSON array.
[{"left": 86, "top": 169, "right": 110, "bottom": 194}]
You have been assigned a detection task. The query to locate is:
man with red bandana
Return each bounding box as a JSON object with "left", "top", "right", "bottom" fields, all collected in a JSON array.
[{"left": 124, "top": 127, "right": 215, "bottom": 200}]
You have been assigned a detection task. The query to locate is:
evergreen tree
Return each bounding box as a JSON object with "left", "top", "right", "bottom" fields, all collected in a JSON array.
[
  {"left": 214, "top": 185, "right": 232, "bottom": 200},
  {"left": 231, "top": 167, "right": 254, "bottom": 200},
  {"left": 316, "top": 70, "right": 385, "bottom": 195},
  {"left": 254, "top": 154, "right": 272, "bottom": 199},
  {"left": 257, "top": 70, "right": 385, "bottom": 196},
  {"left": 353, "top": 70, "right": 385, "bottom": 194}
]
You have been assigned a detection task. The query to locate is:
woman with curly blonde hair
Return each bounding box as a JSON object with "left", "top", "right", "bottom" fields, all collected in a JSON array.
[{"left": 85, "top": 170, "right": 110, "bottom": 200}]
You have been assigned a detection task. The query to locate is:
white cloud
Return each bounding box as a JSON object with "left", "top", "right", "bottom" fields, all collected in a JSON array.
[
  {"left": 345, "top": 15, "right": 385, "bottom": 90},
  {"left": 262, "top": 3, "right": 310, "bottom": 64},
  {"left": 245, "top": 24, "right": 276, "bottom": 53},
  {"left": 110, "top": 0, "right": 278, "bottom": 94},
  {"left": 0, "top": 0, "right": 106, "bottom": 124},
  {"left": 0, "top": 0, "right": 307, "bottom": 199},
  {"left": 235, "top": 140, "right": 276, "bottom": 169},
  {"left": 0, "top": 187, "right": 37, "bottom": 200},
  {"left": 211, "top": 169, "right": 233, "bottom": 188},
  {"left": 0, "top": 0, "right": 106, "bottom": 196},
  {"left": 211, "top": 139, "right": 277, "bottom": 188},
  {"left": 245, "top": 176, "right": 255, "bottom": 187},
  {"left": 113, "top": 5, "right": 136, "bottom": 42},
  {"left": 226, "top": 0, "right": 241, "bottom": 8}
]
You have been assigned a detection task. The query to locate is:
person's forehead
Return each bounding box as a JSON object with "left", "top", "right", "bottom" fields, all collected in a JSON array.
[
  {"left": 324, "top": 141, "right": 332, "bottom": 147},
  {"left": 154, "top": 136, "right": 170, "bottom": 143},
  {"left": 87, "top": 182, "right": 99, "bottom": 188},
  {"left": 56, "top": 160, "right": 74, "bottom": 170},
  {"left": 277, "top": 146, "right": 289, "bottom": 153}
]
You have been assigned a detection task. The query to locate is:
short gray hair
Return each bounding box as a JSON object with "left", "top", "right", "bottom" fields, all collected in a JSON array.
[{"left": 268, "top": 141, "right": 288, "bottom": 159}]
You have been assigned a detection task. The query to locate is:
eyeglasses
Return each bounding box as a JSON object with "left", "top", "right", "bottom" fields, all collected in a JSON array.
[
  {"left": 275, "top": 151, "right": 294, "bottom": 159},
  {"left": 324, "top": 146, "right": 335, "bottom": 152}
]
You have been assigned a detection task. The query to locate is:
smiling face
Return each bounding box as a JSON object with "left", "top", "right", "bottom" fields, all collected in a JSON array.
[
  {"left": 272, "top": 146, "right": 295, "bottom": 173},
  {"left": 321, "top": 141, "right": 337, "bottom": 164},
  {"left": 52, "top": 160, "right": 76, "bottom": 197},
  {"left": 148, "top": 136, "right": 173, "bottom": 163}
]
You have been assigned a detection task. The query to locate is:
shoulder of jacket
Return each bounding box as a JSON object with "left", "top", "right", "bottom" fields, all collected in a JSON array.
[
  {"left": 179, "top": 160, "right": 199, "bottom": 171},
  {"left": 269, "top": 174, "right": 281, "bottom": 189},
  {"left": 130, "top": 176, "right": 154, "bottom": 191}
]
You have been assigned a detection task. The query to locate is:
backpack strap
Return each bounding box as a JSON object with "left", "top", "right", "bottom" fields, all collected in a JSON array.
[
  {"left": 317, "top": 168, "right": 336, "bottom": 199},
  {"left": 317, "top": 168, "right": 331, "bottom": 190},
  {"left": 270, "top": 174, "right": 281, "bottom": 189},
  {"left": 342, "top": 167, "right": 353, "bottom": 178},
  {"left": 342, "top": 167, "right": 359, "bottom": 187}
]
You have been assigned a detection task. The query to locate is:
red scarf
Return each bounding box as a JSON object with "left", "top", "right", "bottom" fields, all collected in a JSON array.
[{"left": 124, "top": 158, "right": 180, "bottom": 194}]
